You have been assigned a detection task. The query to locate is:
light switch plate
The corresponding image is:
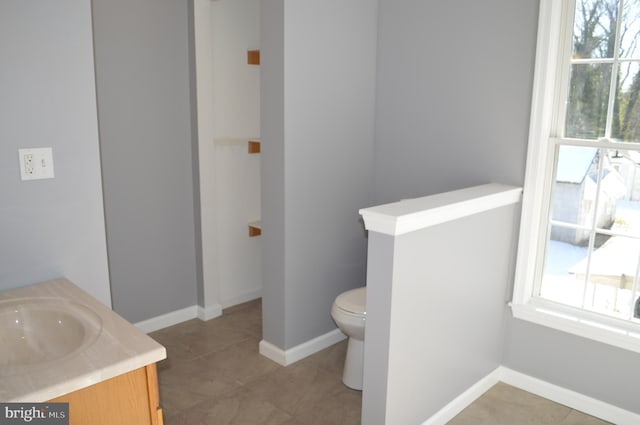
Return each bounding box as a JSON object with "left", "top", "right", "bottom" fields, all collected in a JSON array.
[{"left": 18, "top": 147, "right": 55, "bottom": 180}]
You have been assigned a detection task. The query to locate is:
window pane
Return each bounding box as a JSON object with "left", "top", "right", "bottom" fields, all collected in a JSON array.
[
  {"left": 612, "top": 61, "right": 640, "bottom": 142},
  {"left": 572, "top": 0, "right": 619, "bottom": 59},
  {"left": 602, "top": 149, "right": 640, "bottom": 236},
  {"left": 540, "top": 224, "right": 589, "bottom": 308},
  {"left": 579, "top": 234, "right": 640, "bottom": 317},
  {"left": 550, "top": 146, "right": 601, "bottom": 232},
  {"left": 587, "top": 149, "right": 627, "bottom": 231},
  {"left": 620, "top": 0, "right": 640, "bottom": 59},
  {"left": 565, "top": 64, "right": 612, "bottom": 139},
  {"left": 544, "top": 146, "right": 640, "bottom": 318}
]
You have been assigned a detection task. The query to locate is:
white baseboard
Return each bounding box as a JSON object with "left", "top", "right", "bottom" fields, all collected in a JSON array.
[
  {"left": 422, "top": 367, "right": 502, "bottom": 425},
  {"left": 259, "top": 329, "right": 347, "bottom": 366},
  {"left": 134, "top": 302, "right": 223, "bottom": 333},
  {"left": 421, "top": 366, "right": 640, "bottom": 425},
  {"left": 498, "top": 367, "right": 640, "bottom": 425},
  {"left": 198, "top": 303, "right": 223, "bottom": 321},
  {"left": 258, "top": 340, "right": 288, "bottom": 365},
  {"left": 221, "top": 288, "right": 262, "bottom": 309},
  {"left": 134, "top": 305, "right": 198, "bottom": 333}
]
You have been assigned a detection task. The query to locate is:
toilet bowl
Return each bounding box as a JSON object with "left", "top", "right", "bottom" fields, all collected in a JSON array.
[{"left": 331, "top": 286, "right": 366, "bottom": 390}]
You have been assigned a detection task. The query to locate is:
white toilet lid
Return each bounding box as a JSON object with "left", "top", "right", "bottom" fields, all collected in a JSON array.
[{"left": 335, "top": 287, "right": 366, "bottom": 315}]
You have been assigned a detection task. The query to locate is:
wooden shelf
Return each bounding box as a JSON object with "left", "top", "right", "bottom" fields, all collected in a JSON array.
[
  {"left": 247, "top": 50, "right": 260, "bottom": 65},
  {"left": 248, "top": 139, "right": 261, "bottom": 154},
  {"left": 248, "top": 220, "right": 262, "bottom": 237}
]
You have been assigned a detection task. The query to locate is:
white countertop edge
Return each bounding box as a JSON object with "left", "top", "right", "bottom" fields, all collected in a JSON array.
[
  {"left": 10, "top": 347, "right": 166, "bottom": 402},
  {"left": 359, "top": 184, "right": 523, "bottom": 236}
]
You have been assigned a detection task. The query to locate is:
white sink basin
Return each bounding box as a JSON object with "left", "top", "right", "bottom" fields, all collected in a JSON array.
[{"left": 0, "top": 297, "right": 102, "bottom": 376}]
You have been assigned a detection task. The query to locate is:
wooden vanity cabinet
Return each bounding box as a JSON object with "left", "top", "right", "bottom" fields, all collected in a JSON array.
[{"left": 50, "top": 364, "right": 163, "bottom": 425}]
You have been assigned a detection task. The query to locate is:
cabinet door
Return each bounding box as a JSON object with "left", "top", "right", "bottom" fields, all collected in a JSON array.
[{"left": 50, "top": 364, "right": 162, "bottom": 425}]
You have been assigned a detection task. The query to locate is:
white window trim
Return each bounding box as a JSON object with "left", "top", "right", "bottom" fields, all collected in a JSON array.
[{"left": 511, "top": 0, "right": 640, "bottom": 354}]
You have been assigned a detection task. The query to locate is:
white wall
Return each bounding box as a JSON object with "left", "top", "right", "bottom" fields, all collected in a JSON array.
[
  {"left": 211, "top": 0, "right": 260, "bottom": 139},
  {"left": 215, "top": 139, "right": 262, "bottom": 307},
  {"left": 212, "top": 0, "right": 262, "bottom": 307},
  {"left": 195, "top": 0, "right": 262, "bottom": 313},
  {"left": 0, "top": 0, "right": 111, "bottom": 306}
]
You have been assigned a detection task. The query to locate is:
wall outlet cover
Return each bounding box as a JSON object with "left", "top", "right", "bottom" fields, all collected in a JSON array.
[{"left": 18, "top": 147, "right": 55, "bottom": 181}]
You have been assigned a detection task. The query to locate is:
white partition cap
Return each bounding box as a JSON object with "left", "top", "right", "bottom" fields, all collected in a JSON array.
[{"left": 359, "top": 183, "right": 523, "bottom": 236}]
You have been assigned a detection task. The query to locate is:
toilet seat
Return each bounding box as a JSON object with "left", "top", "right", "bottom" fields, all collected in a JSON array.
[{"left": 334, "top": 287, "right": 366, "bottom": 316}]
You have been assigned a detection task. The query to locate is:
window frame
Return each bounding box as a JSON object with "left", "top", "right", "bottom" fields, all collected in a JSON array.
[{"left": 512, "top": 0, "right": 640, "bottom": 353}]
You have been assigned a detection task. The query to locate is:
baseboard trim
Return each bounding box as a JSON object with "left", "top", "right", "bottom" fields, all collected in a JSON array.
[
  {"left": 134, "top": 302, "right": 223, "bottom": 333},
  {"left": 259, "top": 329, "right": 347, "bottom": 366},
  {"left": 421, "top": 366, "right": 640, "bottom": 425},
  {"left": 258, "top": 340, "right": 287, "bottom": 365},
  {"left": 221, "top": 288, "right": 262, "bottom": 309},
  {"left": 134, "top": 305, "right": 198, "bottom": 333},
  {"left": 498, "top": 367, "right": 640, "bottom": 425},
  {"left": 198, "top": 303, "right": 223, "bottom": 321},
  {"left": 422, "top": 367, "right": 502, "bottom": 425}
]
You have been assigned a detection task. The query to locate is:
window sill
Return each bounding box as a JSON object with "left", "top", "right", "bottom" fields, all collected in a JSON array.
[{"left": 510, "top": 302, "right": 640, "bottom": 354}]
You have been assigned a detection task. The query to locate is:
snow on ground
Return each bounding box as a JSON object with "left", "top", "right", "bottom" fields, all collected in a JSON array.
[
  {"left": 545, "top": 240, "right": 588, "bottom": 276},
  {"left": 545, "top": 199, "right": 640, "bottom": 277},
  {"left": 540, "top": 199, "right": 640, "bottom": 317}
]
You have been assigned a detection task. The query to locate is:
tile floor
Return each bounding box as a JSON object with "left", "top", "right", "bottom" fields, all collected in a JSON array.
[{"left": 149, "top": 299, "right": 610, "bottom": 425}]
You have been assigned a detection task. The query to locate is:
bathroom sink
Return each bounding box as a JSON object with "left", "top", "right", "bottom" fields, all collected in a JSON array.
[{"left": 0, "top": 297, "right": 102, "bottom": 375}]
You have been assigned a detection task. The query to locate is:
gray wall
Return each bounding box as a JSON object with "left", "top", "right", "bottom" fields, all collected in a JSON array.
[
  {"left": 0, "top": 0, "right": 111, "bottom": 307},
  {"left": 504, "top": 318, "right": 640, "bottom": 413},
  {"left": 375, "top": 0, "right": 640, "bottom": 415},
  {"left": 92, "top": 0, "right": 200, "bottom": 322},
  {"left": 363, "top": 204, "right": 520, "bottom": 425},
  {"left": 361, "top": 232, "right": 394, "bottom": 424},
  {"left": 261, "top": 0, "right": 377, "bottom": 349},
  {"left": 188, "top": 0, "right": 205, "bottom": 308},
  {"left": 374, "top": 0, "right": 537, "bottom": 204},
  {"left": 261, "top": 0, "right": 287, "bottom": 347}
]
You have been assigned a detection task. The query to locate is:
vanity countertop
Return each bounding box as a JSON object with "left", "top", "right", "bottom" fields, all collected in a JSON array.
[{"left": 0, "top": 278, "right": 166, "bottom": 402}]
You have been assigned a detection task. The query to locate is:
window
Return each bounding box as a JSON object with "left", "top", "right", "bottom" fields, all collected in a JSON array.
[{"left": 512, "top": 0, "right": 640, "bottom": 352}]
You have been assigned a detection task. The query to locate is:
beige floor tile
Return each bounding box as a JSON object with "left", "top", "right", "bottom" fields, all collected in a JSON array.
[
  {"left": 293, "top": 387, "right": 362, "bottom": 425},
  {"left": 560, "top": 410, "right": 612, "bottom": 425},
  {"left": 446, "top": 406, "right": 485, "bottom": 425},
  {"left": 222, "top": 298, "right": 261, "bottom": 315},
  {"left": 153, "top": 318, "right": 211, "bottom": 338},
  {"left": 155, "top": 299, "right": 614, "bottom": 425},
  {"left": 193, "top": 338, "right": 282, "bottom": 385},
  {"left": 182, "top": 323, "right": 253, "bottom": 357},
  {"left": 220, "top": 301, "right": 263, "bottom": 339},
  {"left": 152, "top": 318, "right": 253, "bottom": 363},
  {"left": 298, "top": 339, "right": 348, "bottom": 377},
  {"left": 169, "top": 387, "right": 294, "bottom": 425},
  {"left": 150, "top": 326, "right": 200, "bottom": 371},
  {"left": 449, "top": 383, "right": 572, "bottom": 425},
  {"left": 158, "top": 359, "right": 240, "bottom": 416},
  {"left": 244, "top": 361, "right": 346, "bottom": 417}
]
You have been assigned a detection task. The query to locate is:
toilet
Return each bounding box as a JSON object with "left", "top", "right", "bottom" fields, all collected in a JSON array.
[{"left": 331, "top": 286, "right": 366, "bottom": 390}]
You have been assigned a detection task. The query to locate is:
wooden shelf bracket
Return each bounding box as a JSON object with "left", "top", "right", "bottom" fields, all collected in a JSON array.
[
  {"left": 248, "top": 139, "right": 261, "bottom": 154},
  {"left": 247, "top": 50, "right": 260, "bottom": 65},
  {"left": 248, "top": 220, "right": 262, "bottom": 237}
]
